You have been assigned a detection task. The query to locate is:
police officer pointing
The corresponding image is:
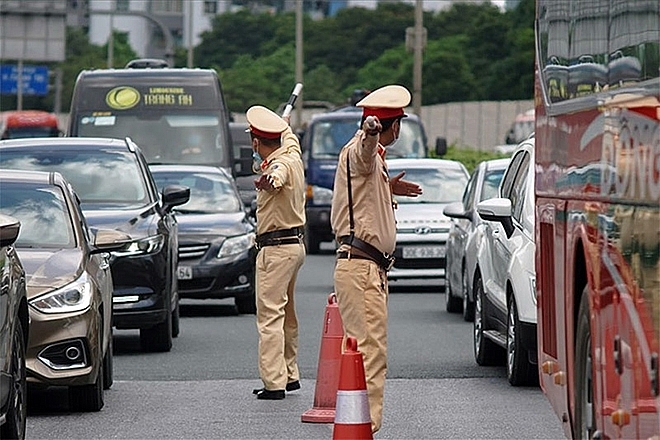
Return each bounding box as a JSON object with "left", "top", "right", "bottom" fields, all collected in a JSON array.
[
  {"left": 247, "top": 105, "right": 306, "bottom": 400},
  {"left": 331, "top": 85, "right": 422, "bottom": 433}
]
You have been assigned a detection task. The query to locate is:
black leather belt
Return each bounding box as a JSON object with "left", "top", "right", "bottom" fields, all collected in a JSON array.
[
  {"left": 337, "top": 251, "right": 378, "bottom": 263},
  {"left": 256, "top": 226, "right": 304, "bottom": 249},
  {"left": 338, "top": 235, "right": 395, "bottom": 271}
]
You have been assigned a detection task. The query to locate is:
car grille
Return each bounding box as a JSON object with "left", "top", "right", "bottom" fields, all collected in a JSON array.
[
  {"left": 179, "top": 277, "right": 215, "bottom": 291},
  {"left": 179, "top": 243, "right": 210, "bottom": 260}
]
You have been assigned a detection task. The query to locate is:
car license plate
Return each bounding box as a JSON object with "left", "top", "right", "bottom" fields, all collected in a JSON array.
[
  {"left": 177, "top": 266, "right": 193, "bottom": 280},
  {"left": 402, "top": 246, "right": 445, "bottom": 259}
]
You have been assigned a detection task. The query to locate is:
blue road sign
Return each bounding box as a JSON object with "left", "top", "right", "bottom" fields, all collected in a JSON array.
[{"left": 0, "top": 64, "right": 50, "bottom": 96}]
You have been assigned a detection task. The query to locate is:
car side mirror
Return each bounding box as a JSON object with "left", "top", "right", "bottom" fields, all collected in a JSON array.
[
  {"left": 91, "top": 229, "right": 132, "bottom": 253},
  {"left": 476, "top": 198, "right": 514, "bottom": 238},
  {"left": 435, "top": 137, "right": 447, "bottom": 156},
  {"left": 162, "top": 184, "right": 190, "bottom": 211},
  {"left": 235, "top": 146, "right": 254, "bottom": 177},
  {"left": 443, "top": 201, "right": 471, "bottom": 221}
]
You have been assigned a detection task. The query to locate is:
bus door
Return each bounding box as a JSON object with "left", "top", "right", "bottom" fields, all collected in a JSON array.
[{"left": 537, "top": 198, "right": 571, "bottom": 434}]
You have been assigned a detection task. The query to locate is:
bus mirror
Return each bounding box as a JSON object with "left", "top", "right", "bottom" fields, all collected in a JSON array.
[{"left": 435, "top": 137, "right": 447, "bottom": 156}]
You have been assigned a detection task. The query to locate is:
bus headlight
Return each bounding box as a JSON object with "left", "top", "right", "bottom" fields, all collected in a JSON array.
[
  {"left": 217, "top": 232, "right": 255, "bottom": 258},
  {"left": 30, "top": 273, "right": 93, "bottom": 314}
]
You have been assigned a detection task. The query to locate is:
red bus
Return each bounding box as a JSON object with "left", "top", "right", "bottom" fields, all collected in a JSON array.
[
  {"left": 534, "top": 0, "right": 659, "bottom": 438},
  {"left": 0, "top": 110, "right": 62, "bottom": 139}
]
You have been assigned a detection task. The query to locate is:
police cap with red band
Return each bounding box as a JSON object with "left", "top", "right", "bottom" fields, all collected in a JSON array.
[
  {"left": 246, "top": 105, "right": 288, "bottom": 139},
  {"left": 356, "top": 85, "right": 411, "bottom": 120}
]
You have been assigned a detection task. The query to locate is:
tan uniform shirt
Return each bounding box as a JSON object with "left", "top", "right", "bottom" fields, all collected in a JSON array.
[
  {"left": 256, "top": 126, "right": 306, "bottom": 235},
  {"left": 331, "top": 129, "right": 396, "bottom": 255}
]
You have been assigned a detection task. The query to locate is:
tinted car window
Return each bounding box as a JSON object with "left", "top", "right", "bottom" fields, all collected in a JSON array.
[
  {"left": 480, "top": 168, "right": 506, "bottom": 201},
  {"left": 0, "top": 149, "right": 148, "bottom": 204},
  {"left": 509, "top": 153, "right": 531, "bottom": 222},
  {"left": 390, "top": 166, "right": 468, "bottom": 204},
  {"left": 152, "top": 170, "right": 242, "bottom": 214},
  {"left": 462, "top": 169, "right": 478, "bottom": 210},
  {"left": 0, "top": 182, "right": 75, "bottom": 248}
]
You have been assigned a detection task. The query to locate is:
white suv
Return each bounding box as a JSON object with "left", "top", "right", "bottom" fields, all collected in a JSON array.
[{"left": 472, "top": 137, "right": 537, "bottom": 386}]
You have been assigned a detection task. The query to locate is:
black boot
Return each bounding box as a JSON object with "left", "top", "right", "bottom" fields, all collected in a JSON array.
[{"left": 253, "top": 388, "right": 285, "bottom": 400}]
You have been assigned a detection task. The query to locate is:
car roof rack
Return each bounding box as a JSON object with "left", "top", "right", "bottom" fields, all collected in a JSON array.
[{"left": 125, "top": 58, "right": 170, "bottom": 69}]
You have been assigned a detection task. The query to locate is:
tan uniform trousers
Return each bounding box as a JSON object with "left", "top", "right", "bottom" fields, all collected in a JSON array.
[
  {"left": 334, "top": 258, "right": 388, "bottom": 434},
  {"left": 256, "top": 241, "right": 305, "bottom": 391}
]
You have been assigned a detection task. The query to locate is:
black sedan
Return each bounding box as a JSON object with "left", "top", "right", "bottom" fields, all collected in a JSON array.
[
  {"left": 149, "top": 165, "right": 257, "bottom": 314},
  {"left": 0, "top": 137, "right": 189, "bottom": 352}
]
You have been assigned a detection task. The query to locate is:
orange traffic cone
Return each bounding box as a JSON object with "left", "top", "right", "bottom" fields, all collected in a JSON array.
[
  {"left": 332, "top": 337, "right": 372, "bottom": 440},
  {"left": 301, "top": 293, "right": 344, "bottom": 423}
]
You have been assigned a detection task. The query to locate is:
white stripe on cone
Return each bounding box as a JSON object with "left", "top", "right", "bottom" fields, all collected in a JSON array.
[{"left": 334, "top": 390, "right": 371, "bottom": 424}]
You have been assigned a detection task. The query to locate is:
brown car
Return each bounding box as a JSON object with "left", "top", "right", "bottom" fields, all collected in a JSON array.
[{"left": 0, "top": 169, "right": 129, "bottom": 412}]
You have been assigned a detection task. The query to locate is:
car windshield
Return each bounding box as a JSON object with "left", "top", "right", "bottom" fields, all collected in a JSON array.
[
  {"left": 151, "top": 170, "right": 242, "bottom": 214},
  {"left": 480, "top": 168, "right": 506, "bottom": 201},
  {"left": 0, "top": 148, "right": 149, "bottom": 205},
  {"left": 310, "top": 118, "right": 425, "bottom": 159},
  {"left": 77, "top": 113, "right": 226, "bottom": 165},
  {"left": 0, "top": 182, "right": 75, "bottom": 248},
  {"left": 390, "top": 166, "right": 468, "bottom": 204}
]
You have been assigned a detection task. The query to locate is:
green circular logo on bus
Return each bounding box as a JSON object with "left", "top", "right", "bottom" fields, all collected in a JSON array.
[{"left": 105, "top": 86, "right": 140, "bottom": 110}]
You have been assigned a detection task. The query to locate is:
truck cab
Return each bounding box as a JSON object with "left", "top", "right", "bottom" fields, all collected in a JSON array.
[
  {"left": 0, "top": 110, "right": 62, "bottom": 139},
  {"left": 300, "top": 106, "right": 446, "bottom": 253}
]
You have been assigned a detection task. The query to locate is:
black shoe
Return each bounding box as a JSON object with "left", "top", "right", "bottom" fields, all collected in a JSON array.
[
  {"left": 254, "top": 388, "right": 285, "bottom": 400},
  {"left": 286, "top": 380, "right": 300, "bottom": 392}
]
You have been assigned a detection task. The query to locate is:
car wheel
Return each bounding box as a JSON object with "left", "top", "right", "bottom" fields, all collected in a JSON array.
[
  {"left": 473, "top": 273, "right": 501, "bottom": 366},
  {"left": 461, "top": 265, "right": 474, "bottom": 322},
  {"left": 444, "top": 278, "right": 462, "bottom": 313},
  {"left": 304, "top": 226, "right": 320, "bottom": 255},
  {"left": 506, "top": 296, "right": 535, "bottom": 386},
  {"left": 102, "top": 333, "right": 113, "bottom": 390},
  {"left": 172, "top": 297, "right": 180, "bottom": 338},
  {"left": 140, "top": 305, "right": 173, "bottom": 352},
  {"left": 0, "top": 320, "right": 27, "bottom": 440},
  {"left": 69, "top": 339, "right": 104, "bottom": 412},
  {"left": 573, "top": 289, "right": 595, "bottom": 439}
]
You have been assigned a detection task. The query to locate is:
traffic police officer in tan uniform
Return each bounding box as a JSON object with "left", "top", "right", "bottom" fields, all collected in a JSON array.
[
  {"left": 247, "top": 105, "right": 306, "bottom": 400},
  {"left": 331, "top": 85, "right": 423, "bottom": 432}
]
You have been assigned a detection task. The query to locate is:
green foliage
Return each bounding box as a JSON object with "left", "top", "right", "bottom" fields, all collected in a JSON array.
[
  {"left": 197, "top": 0, "right": 535, "bottom": 112},
  {"left": 219, "top": 45, "right": 296, "bottom": 113},
  {"left": 436, "top": 145, "right": 509, "bottom": 173}
]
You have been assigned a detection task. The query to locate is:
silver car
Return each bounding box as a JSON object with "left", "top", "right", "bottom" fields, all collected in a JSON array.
[
  {"left": 386, "top": 158, "right": 469, "bottom": 284},
  {"left": 443, "top": 158, "right": 510, "bottom": 319}
]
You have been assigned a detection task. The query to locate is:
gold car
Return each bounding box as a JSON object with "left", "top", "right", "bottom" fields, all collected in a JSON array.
[{"left": 0, "top": 170, "right": 129, "bottom": 412}]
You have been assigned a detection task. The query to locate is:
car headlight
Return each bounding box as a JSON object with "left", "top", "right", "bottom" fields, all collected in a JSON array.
[
  {"left": 309, "top": 185, "right": 333, "bottom": 206},
  {"left": 217, "top": 232, "right": 255, "bottom": 258},
  {"left": 113, "top": 234, "right": 165, "bottom": 257},
  {"left": 30, "top": 272, "right": 93, "bottom": 314},
  {"left": 530, "top": 275, "right": 537, "bottom": 306}
]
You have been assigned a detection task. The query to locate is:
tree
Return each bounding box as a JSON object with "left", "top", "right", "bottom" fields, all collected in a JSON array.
[{"left": 219, "top": 45, "right": 296, "bottom": 113}]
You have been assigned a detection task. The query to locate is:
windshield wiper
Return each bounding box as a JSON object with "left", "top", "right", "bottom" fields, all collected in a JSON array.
[{"left": 174, "top": 208, "right": 212, "bottom": 214}]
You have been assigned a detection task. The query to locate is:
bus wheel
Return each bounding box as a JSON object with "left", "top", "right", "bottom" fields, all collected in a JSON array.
[{"left": 573, "top": 289, "right": 595, "bottom": 439}]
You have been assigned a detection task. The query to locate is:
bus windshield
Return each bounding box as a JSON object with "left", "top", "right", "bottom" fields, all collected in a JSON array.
[{"left": 77, "top": 112, "right": 226, "bottom": 165}]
